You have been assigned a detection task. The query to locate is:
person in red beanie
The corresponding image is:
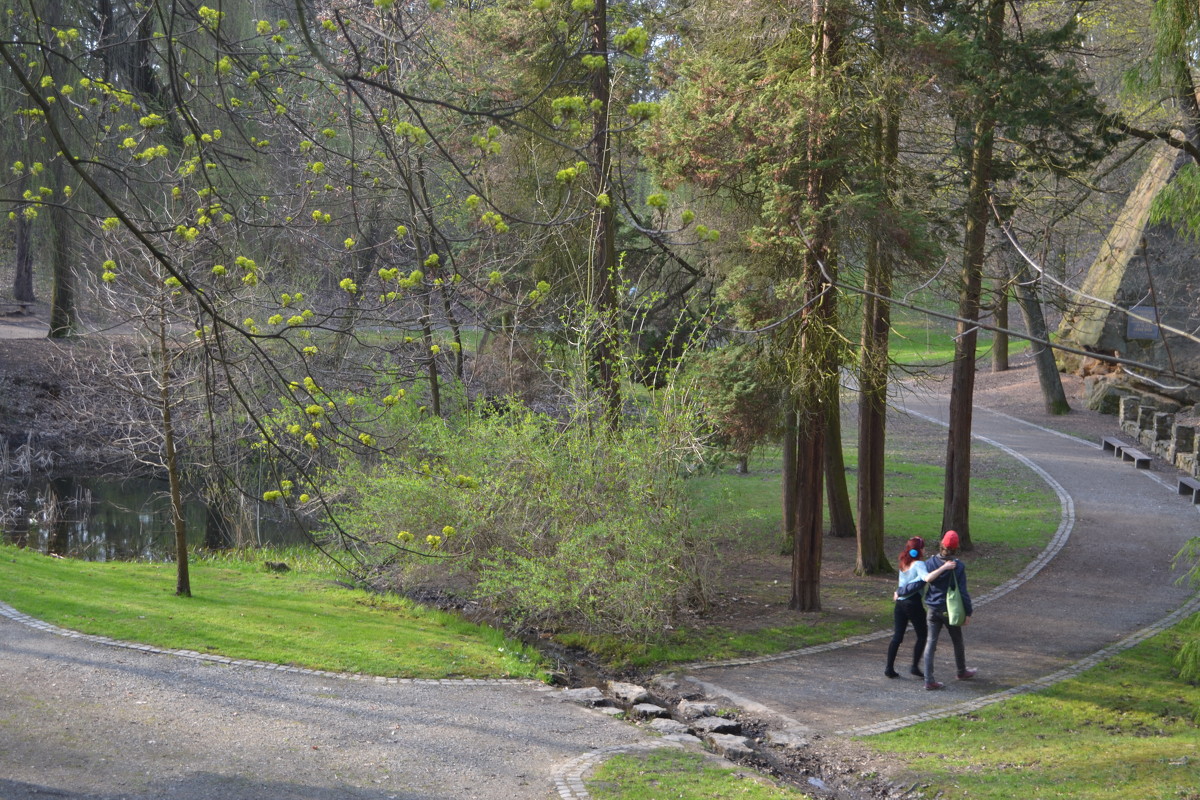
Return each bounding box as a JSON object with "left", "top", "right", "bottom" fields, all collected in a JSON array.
[{"left": 918, "top": 530, "right": 975, "bottom": 689}]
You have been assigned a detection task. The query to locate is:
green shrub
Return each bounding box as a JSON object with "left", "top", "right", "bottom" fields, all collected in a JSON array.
[
  {"left": 1173, "top": 536, "right": 1200, "bottom": 682},
  {"left": 321, "top": 383, "right": 716, "bottom": 638},
  {"left": 684, "top": 343, "right": 782, "bottom": 471}
]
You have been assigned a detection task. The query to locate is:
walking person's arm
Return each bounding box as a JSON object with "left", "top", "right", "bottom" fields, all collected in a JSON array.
[{"left": 896, "top": 560, "right": 956, "bottom": 597}]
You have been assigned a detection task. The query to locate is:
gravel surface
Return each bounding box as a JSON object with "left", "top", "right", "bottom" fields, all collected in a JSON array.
[
  {"left": 0, "top": 614, "right": 652, "bottom": 800},
  {"left": 681, "top": 363, "right": 1200, "bottom": 737}
]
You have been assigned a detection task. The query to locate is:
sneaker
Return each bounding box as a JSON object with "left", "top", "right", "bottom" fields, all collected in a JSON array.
[
  {"left": 924, "top": 680, "right": 944, "bottom": 691},
  {"left": 910, "top": 666, "right": 924, "bottom": 678},
  {"left": 957, "top": 669, "right": 977, "bottom": 681},
  {"left": 884, "top": 669, "right": 900, "bottom": 679}
]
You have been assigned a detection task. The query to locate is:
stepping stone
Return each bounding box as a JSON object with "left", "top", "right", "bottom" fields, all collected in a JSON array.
[
  {"left": 663, "top": 733, "right": 702, "bottom": 744},
  {"left": 693, "top": 715, "right": 739, "bottom": 734},
  {"left": 676, "top": 700, "right": 718, "bottom": 719},
  {"left": 649, "top": 674, "right": 683, "bottom": 694},
  {"left": 631, "top": 703, "right": 666, "bottom": 719},
  {"left": 559, "top": 686, "right": 607, "bottom": 706},
  {"left": 706, "top": 733, "right": 753, "bottom": 759},
  {"left": 608, "top": 681, "right": 649, "bottom": 706},
  {"left": 648, "top": 718, "right": 691, "bottom": 736}
]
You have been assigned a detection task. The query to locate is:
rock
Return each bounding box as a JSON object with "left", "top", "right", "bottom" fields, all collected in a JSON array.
[
  {"left": 631, "top": 703, "right": 666, "bottom": 719},
  {"left": 607, "top": 681, "right": 649, "bottom": 706},
  {"left": 648, "top": 718, "right": 691, "bottom": 736},
  {"left": 559, "top": 686, "right": 607, "bottom": 706},
  {"left": 596, "top": 706, "right": 624, "bottom": 717},
  {"left": 765, "top": 731, "right": 810, "bottom": 750},
  {"left": 648, "top": 674, "right": 682, "bottom": 695},
  {"left": 676, "top": 700, "right": 718, "bottom": 719},
  {"left": 693, "top": 715, "right": 739, "bottom": 734},
  {"left": 1084, "top": 375, "right": 1132, "bottom": 415},
  {"left": 663, "top": 733, "right": 702, "bottom": 744},
  {"left": 705, "top": 733, "right": 754, "bottom": 759}
]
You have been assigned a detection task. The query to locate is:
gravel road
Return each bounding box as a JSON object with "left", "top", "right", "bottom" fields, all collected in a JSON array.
[{"left": 0, "top": 614, "right": 652, "bottom": 800}]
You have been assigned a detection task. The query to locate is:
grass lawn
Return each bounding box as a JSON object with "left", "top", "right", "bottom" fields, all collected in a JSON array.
[
  {"left": 592, "top": 405, "right": 1060, "bottom": 669},
  {"left": 886, "top": 292, "right": 1029, "bottom": 368},
  {"left": 866, "top": 611, "right": 1200, "bottom": 800},
  {"left": 0, "top": 544, "right": 544, "bottom": 680},
  {"left": 587, "top": 749, "right": 816, "bottom": 799}
]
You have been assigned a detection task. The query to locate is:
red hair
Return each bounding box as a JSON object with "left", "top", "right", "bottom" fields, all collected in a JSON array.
[{"left": 898, "top": 537, "right": 925, "bottom": 570}]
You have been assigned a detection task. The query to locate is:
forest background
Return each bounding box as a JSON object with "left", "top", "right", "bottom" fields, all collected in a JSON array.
[{"left": 3, "top": 0, "right": 1200, "bottom": 662}]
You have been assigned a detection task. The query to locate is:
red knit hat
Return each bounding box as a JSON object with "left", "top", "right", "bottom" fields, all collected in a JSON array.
[{"left": 942, "top": 530, "right": 960, "bottom": 549}]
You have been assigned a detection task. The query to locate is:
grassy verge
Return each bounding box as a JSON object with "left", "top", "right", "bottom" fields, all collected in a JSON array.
[
  {"left": 866, "top": 612, "right": 1200, "bottom": 800},
  {"left": 587, "top": 749, "right": 815, "bottom": 799},
  {"left": 887, "top": 294, "right": 1029, "bottom": 368},
  {"left": 0, "top": 544, "right": 544, "bottom": 680},
  {"left": 575, "top": 426, "right": 1059, "bottom": 668}
]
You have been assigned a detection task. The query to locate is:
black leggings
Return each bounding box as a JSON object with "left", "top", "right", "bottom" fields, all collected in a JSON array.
[{"left": 886, "top": 595, "right": 927, "bottom": 672}]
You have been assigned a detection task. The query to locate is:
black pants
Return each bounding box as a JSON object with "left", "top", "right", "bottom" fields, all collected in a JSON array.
[
  {"left": 886, "top": 595, "right": 927, "bottom": 672},
  {"left": 924, "top": 607, "right": 967, "bottom": 682}
]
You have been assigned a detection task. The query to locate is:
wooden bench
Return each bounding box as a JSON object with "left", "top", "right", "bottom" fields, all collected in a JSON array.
[
  {"left": 1179, "top": 476, "right": 1200, "bottom": 504},
  {"left": 1100, "top": 436, "right": 1126, "bottom": 456},
  {"left": 1120, "top": 446, "right": 1152, "bottom": 469}
]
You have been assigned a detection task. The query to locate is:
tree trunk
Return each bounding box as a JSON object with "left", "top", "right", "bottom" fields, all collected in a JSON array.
[
  {"left": 991, "top": 276, "right": 1009, "bottom": 372},
  {"left": 856, "top": 236, "right": 891, "bottom": 573},
  {"left": 942, "top": 0, "right": 1006, "bottom": 550},
  {"left": 1009, "top": 245, "right": 1070, "bottom": 414},
  {"left": 589, "top": 1, "right": 622, "bottom": 429},
  {"left": 158, "top": 310, "right": 190, "bottom": 597},
  {"left": 421, "top": 310, "right": 442, "bottom": 417},
  {"left": 47, "top": 160, "right": 76, "bottom": 338},
  {"left": 790, "top": 409, "right": 824, "bottom": 611},
  {"left": 855, "top": 12, "right": 899, "bottom": 575},
  {"left": 439, "top": 284, "right": 465, "bottom": 381},
  {"left": 789, "top": 0, "right": 842, "bottom": 611},
  {"left": 781, "top": 403, "right": 798, "bottom": 555},
  {"left": 12, "top": 208, "right": 34, "bottom": 303},
  {"left": 825, "top": 402, "right": 855, "bottom": 538}
]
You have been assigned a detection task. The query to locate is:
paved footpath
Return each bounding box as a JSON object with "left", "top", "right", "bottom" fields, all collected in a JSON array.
[
  {"left": 0, "top": 605, "right": 662, "bottom": 800},
  {"left": 681, "top": 384, "right": 1200, "bottom": 737},
  {"left": 3, "top": 367, "right": 1200, "bottom": 799}
]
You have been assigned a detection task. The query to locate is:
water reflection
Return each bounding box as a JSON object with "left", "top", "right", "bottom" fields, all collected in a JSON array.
[{"left": 1, "top": 476, "right": 307, "bottom": 561}]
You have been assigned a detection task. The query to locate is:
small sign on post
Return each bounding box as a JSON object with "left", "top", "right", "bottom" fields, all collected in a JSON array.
[{"left": 1127, "top": 306, "right": 1161, "bottom": 340}]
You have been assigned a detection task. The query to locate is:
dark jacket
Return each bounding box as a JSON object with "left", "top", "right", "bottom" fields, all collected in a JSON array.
[{"left": 898, "top": 555, "right": 973, "bottom": 617}]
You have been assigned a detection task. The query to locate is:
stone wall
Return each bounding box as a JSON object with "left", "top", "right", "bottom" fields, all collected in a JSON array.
[{"left": 1120, "top": 396, "right": 1199, "bottom": 477}]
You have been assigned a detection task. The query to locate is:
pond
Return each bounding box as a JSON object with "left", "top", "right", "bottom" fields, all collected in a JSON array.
[{"left": 0, "top": 475, "right": 309, "bottom": 561}]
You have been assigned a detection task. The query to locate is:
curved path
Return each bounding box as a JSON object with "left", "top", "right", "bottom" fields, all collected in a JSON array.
[
  {"left": 0, "top": 606, "right": 658, "bottom": 800},
  {"left": 680, "top": 383, "right": 1200, "bottom": 738},
  {"left": 3, "top": 353, "right": 1200, "bottom": 799}
]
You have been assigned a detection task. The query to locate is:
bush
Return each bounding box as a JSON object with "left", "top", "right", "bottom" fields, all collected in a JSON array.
[
  {"left": 321, "top": 383, "right": 716, "bottom": 639},
  {"left": 684, "top": 343, "right": 781, "bottom": 470},
  {"left": 1174, "top": 537, "right": 1200, "bottom": 682}
]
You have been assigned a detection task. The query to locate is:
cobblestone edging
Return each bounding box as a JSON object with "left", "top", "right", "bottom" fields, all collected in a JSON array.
[
  {"left": 686, "top": 409, "right": 1077, "bottom": 672},
  {"left": 840, "top": 588, "right": 1200, "bottom": 737},
  {"left": 0, "top": 600, "right": 538, "bottom": 687},
  {"left": 551, "top": 740, "right": 684, "bottom": 800}
]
